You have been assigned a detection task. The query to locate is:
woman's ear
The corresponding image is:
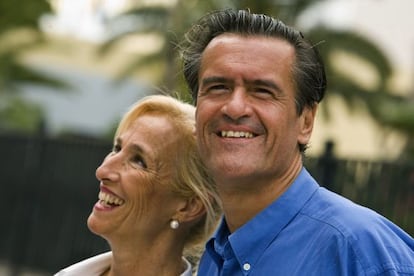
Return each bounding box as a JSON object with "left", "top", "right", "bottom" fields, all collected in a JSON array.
[
  {"left": 176, "top": 197, "right": 206, "bottom": 224},
  {"left": 298, "top": 104, "right": 318, "bottom": 146}
]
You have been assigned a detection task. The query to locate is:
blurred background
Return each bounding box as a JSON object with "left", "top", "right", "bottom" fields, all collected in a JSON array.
[{"left": 0, "top": 0, "right": 413, "bottom": 275}]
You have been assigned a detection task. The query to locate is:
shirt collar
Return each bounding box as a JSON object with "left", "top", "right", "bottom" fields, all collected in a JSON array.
[{"left": 207, "top": 167, "right": 319, "bottom": 270}]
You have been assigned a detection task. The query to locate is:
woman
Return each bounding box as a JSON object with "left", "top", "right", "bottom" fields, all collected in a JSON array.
[{"left": 55, "top": 95, "right": 221, "bottom": 275}]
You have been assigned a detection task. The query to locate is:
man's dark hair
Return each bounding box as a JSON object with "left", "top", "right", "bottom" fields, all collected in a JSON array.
[{"left": 181, "top": 9, "right": 327, "bottom": 109}]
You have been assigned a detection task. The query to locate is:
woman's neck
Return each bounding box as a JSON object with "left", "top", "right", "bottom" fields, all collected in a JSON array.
[
  {"left": 103, "top": 235, "right": 186, "bottom": 276},
  {"left": 103, "top": 256, "right": 185, "bottom": 276}
]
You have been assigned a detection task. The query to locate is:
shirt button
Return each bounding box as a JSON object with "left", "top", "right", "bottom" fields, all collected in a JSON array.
[{"left": 243, "top": 263, "right": 251, "bottom": 271}]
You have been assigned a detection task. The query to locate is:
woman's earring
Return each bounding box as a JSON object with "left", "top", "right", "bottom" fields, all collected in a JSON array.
[{"left": 170, "top": 219, "right": 179, "bottom": 229}]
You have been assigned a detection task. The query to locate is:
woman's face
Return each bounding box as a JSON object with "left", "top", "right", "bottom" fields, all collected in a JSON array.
[{"left": 88, "top": 114, "right": 184, "bottom": 242}]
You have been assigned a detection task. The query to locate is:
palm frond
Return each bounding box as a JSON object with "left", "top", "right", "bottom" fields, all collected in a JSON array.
[
  {"left": 308, "top": 28, "right": 392, "bottom": 90},
  {"left": 98, "top": 6, "right": 171, "bottom": 55}
]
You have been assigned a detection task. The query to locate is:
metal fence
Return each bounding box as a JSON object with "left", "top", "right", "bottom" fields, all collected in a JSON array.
[
  {"left": 0, "top": 134, "right": 413, "bottom": 275},
  {"left": 0, "top": 134, "right": 110, "bottom": 275}
]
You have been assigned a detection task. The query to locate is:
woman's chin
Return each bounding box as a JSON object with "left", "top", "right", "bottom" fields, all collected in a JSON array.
[{"left": 87, "top": 213, "right": 103, "bottom": 235}]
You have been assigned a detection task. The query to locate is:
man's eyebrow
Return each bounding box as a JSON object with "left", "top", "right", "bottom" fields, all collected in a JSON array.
[
  {"left": 200, "top": 76, "right": 283, "bottom": 94},
  {"left": 200, "top": 76, "right": 229, "bottom": 87}
]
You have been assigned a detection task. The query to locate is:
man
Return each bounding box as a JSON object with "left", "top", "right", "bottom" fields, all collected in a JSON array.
[{"left": 181, "top": 9, "right": 414, "bottom": 275}]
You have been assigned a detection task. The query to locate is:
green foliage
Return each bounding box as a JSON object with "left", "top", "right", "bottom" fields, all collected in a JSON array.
[
  {"left": 101, "top": 0, "right": 414, "bottom": 158},
  {"left": 0, "top": 0, "right": 51, "bottom": 32},
  {"left": 0, "top": 96, "right": 44, "bottom": 133},
  {"left": 306, "top": 26, "right": 414, "bottom": 154},
  {"left": 100, "top": 0, "right": 233, "bottom": 99},
  {"left": 231, "top": 0, "right": 414, "bottom": 158},
  {"left": 0, "top": 0, "right": 67, "bottom": 134}
]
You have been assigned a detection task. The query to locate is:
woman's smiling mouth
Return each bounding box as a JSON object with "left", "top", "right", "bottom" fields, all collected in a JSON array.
[{"left": 98, "top": 191, "right": 125, "bottom": 207}]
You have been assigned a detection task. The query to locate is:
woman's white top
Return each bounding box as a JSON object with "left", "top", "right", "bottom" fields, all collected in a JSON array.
[{"left": 54, "top": 251, "right": 193, "bottom": 276}]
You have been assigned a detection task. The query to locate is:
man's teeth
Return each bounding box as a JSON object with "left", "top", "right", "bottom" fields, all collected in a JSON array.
[
  {"left": 98, "top": 191, "right": 124, "bottom": 206},
  {"left": 221, "top": 130, "right": 254, "bottom": 138}
]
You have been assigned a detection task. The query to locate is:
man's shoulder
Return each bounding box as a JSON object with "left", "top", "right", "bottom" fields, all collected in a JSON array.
[
  {"left": 296, "top": 187, "right": 414, "bottom": 261},
  {"left": 300, "top": 187, "right": 388, "bottom": 231}
]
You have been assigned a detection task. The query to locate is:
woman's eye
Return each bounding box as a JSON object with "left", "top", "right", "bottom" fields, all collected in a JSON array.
[
  {"left": 112, "top": 144, "right": 121, "bottom": 153},
  {"left": 132, "top": 155, "right": 147, "bottom": 169}
]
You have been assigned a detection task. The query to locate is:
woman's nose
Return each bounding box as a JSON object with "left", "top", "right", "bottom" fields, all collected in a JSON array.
[{"left": 95, "top": 154, "right": 121, "bottom": 182}]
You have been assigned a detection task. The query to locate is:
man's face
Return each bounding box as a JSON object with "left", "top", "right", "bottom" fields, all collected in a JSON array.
[{"left": 196, "top": 33, "right": 315, "bottom": 189}]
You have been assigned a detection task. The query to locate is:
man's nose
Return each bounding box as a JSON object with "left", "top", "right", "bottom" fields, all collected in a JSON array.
[{"left": 221, "top": 88, "right": 251, "bottom": 121}]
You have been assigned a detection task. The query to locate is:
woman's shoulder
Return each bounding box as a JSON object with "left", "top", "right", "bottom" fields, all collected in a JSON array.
[
  {"left": 182, "top": 256, "right": 193, "bottom": 276},
  {"left": 54, "top": 251, "right": 112, "bottom": 276}
]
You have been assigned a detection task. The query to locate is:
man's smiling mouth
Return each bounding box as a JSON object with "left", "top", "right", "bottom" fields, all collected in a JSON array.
[{"left": 220, "top": 130, "right": 255, "bottom": 138}]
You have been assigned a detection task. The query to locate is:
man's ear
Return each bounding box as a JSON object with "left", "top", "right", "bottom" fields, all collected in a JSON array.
[
  {"left": 176, "top": 197, "right": 206, "bottom": 224},
  {"left": 298, "top": 104, "right": 318, "bottom": 146}
]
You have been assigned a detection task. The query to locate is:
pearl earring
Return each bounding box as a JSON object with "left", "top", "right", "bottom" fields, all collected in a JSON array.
[{"left": 170, "top": 219, "right": 179, "bottom": 229}]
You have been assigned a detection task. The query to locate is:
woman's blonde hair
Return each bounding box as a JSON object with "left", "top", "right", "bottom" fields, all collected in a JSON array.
[{"left": 116, "top": 94, "right": 221, "bottom": 249}]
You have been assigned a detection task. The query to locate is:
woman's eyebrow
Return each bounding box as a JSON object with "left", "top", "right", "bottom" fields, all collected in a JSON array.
[
  {"left": 128, "top": 143, "right": 145, "bottom": 155},
  {"left": 115, "top": 137, "right": 146, "bottom": 155}
]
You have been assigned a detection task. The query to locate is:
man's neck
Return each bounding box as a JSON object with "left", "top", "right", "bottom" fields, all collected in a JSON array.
[{"left": 218, "top": 161, "right": 303, "bottom": 233}]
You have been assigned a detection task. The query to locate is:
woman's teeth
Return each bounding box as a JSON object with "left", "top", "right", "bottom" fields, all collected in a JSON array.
[{"left": 98, "top": 191, "right": 124, "bottom": 206}]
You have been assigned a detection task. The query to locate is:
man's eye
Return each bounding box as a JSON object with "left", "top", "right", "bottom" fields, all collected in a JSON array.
[
  {"left": 132, "top": 155, "right": 147, "bottom": 169},
  {"left": 206, "top": 84, "right": 229, "bottom": 93},
  {"left": 255, "top": 87, "right": 272, "bottom": 94},
  {"left": 253, "top": 88, "right": 275, "bottom": 98},
  {"left": 211, "top": 84, "right": 227, "bottom": 89}
]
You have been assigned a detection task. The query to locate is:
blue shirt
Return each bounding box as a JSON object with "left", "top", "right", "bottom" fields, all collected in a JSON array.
[{"left": 198, "top": 168, "right": 414, "bottom": 275}]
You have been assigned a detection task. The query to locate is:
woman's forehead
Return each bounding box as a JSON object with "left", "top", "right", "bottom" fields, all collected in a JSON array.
[{"left": 123, "top": 115, "right": 179, "bottom": 159}]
